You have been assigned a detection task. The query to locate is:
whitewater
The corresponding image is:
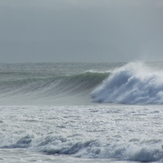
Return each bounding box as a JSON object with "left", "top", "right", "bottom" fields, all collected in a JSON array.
[
  {"left": 92, "top": 62, "right": 163, "bottom": 104},
  {"left": 1, "top": 62, "right": 163, "bottom": 163}
]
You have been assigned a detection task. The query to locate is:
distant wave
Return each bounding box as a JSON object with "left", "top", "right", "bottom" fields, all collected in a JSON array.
[{"left": 91, "top": 62, "right": 163, "bottom": 104}]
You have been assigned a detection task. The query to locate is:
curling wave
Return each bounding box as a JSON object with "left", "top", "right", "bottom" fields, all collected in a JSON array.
[
  {"left": 91, "top": 62, "right": 163, "bottom": 104},
  {"left": 0, "top": 71, "right": 109, "bottom": 97}
]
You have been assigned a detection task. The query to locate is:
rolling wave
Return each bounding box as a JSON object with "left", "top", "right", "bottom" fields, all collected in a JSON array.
[
  {"left": 91, "top": 62, "right": 163, "bottom": 104},
  {"left": 1, "top": 134, "right": 163, "bottom": 162},
  {"left": 0, "top": 71, "right": 109, "bottom": 97}
]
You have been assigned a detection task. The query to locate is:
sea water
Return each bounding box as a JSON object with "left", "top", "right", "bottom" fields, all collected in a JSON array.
[{"left": 0, "top": 62, "right": 163, "bottom": 163}]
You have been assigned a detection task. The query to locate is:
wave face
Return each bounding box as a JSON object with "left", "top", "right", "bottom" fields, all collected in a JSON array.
[
  {"left": 0, "top": 71, "right": 108, "bottom": 95},
  {"left": 0, "top": 63, "right": 112, "bottom": 105},
  {"left": 92, "top": 62, "right": 163, "bottom": 104}
]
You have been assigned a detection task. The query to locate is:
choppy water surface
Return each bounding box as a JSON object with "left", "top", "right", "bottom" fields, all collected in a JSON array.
[
  {"left": 0, "top": 62, "right": 163, "bottom": 162},
  {"left": 0, "top": 105, "right": 163, "bottom": 162}
]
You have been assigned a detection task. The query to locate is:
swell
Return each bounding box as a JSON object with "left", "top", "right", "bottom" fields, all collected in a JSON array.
[{"left": 0, "top": 71, "right": 109, "bottom": 97}]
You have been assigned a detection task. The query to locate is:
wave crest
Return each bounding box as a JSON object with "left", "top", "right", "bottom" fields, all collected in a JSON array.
[{"left": 91, "top": 62, "right": 163, "bottom": 104}]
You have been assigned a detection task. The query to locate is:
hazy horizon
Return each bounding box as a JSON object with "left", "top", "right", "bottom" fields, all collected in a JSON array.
[{"left": 1, "top": 0, "right": 163, "bottom": 63}]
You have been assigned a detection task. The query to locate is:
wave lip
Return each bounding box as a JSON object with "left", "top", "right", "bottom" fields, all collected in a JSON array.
[{"left": 91, "top": 62, "right": 163, "bottom": 104}]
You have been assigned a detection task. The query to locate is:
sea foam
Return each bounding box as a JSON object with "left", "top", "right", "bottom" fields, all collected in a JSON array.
[
  {"left": 91, "top": 62, "right": 163, "bottom": 104},
  {"left": 1, "top": 134, "right": 163, "bottom": 162}
]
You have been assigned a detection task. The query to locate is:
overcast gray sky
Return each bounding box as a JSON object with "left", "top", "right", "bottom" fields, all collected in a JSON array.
[{"left": 0, "top": 0, "right": 163, "bottom": 63}]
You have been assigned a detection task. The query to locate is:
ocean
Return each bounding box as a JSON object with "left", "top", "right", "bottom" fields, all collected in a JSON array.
[{"left": 0, "top": 62, "right": 163, "bottom": 163}]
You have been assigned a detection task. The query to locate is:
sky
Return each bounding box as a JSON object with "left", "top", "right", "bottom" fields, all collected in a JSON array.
[{"left": 0, "top": 0, "right": 163, "bottom": 63}]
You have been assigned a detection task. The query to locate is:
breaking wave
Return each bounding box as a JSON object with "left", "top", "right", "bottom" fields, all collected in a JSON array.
[
  {"left": 1, "top": 134, "right": 163, "bottom": 162},
  {"left": 91, "top": 62, "right": 163, "bottom": 104}
]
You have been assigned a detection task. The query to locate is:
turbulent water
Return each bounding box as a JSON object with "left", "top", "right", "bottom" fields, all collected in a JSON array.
[
  {"left": 1, "top": 62, "right": 163, "bottom": 163},
  {"left": 92, "top": 62, "right": 163, "bottom": 104}
]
